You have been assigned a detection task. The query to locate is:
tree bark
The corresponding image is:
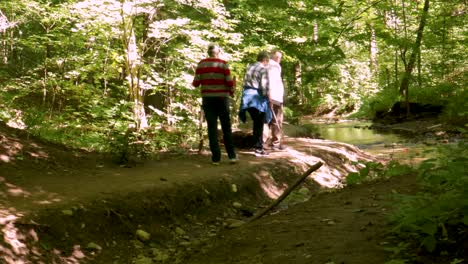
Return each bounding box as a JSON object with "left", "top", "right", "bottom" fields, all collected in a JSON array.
[
  {"left": 369, "top": 24, "right": 378, "bottom": 70},
  {"left": 399, "top": 0, "right": 430, "bottom": 116},
  {"left": 121, "top": 3, "right": 148, "bottom": 130}
]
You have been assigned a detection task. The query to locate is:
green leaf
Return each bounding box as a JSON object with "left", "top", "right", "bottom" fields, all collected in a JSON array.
[
  {"left": 420, "top": 222, "right": 437, "bottom": 236},
  {"left": 421, "top": 235, "right": 437, "bottom": 252},
  {"left": 463, "top": 214, "right": 468, "bottom": 225}
]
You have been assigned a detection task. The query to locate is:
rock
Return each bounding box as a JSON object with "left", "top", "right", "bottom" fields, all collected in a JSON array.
[
  {"left": 61, "top": 209, "right": 73, "bottom": 216},
  {"left": 224, "top": 218, "right": 246, "bottom": 229},
  {"left": 175, "top": 227, "right": 186, "bottom": 236},
  {"left": 232, "top": 202, "right": 242, "bottom": 208},
  {"left": 153, "top": 249, "right": 169, "bottom": 262},
  {"left": 179, "top": 241, "right": 191, "bottom": 246},
  {"left": 86, "top": 242, "right": 102, "bottom": 251},
  {"left": 136, "top": 229, "right": 151, "bottom": 241}
]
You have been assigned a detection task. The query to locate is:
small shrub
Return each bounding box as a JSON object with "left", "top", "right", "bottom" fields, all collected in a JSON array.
[{"left": 389, "top": 142, "right": 468, "bottom": 259}]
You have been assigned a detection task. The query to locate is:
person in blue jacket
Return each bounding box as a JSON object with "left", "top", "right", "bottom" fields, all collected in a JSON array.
[{"left": 238, "top": 51, "right": 271, "bottom": 157}]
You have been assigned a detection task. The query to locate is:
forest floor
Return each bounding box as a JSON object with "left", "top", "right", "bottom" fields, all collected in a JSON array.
[{"left": 0, "top": 117, "right": 461, "bottom": 264}]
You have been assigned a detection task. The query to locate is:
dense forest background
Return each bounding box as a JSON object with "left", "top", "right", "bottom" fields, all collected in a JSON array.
[
  {"left": 0, "top": 0, "right": 466, "bottom": 153},
  {"left": 0, "top": 1, "right": 467, "bottom": 262}
]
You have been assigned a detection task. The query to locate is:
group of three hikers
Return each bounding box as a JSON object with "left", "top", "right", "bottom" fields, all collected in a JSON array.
[{"left": 192, "top": 44, "right": 286, "bottom": 165}]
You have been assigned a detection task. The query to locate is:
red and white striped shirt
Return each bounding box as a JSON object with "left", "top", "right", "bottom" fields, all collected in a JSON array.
[{"left": 192, "top": 58, "right": 234, "bottom": 97}]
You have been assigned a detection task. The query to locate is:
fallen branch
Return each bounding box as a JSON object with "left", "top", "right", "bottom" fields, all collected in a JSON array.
[{"left": 247, "top": 161, "right": 323, "bottom": 224}]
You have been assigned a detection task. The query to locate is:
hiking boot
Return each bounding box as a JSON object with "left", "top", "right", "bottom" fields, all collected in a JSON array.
[
  {"left": 254, "top": 149, "right": 269, "bottom": 157},
  {"left": 229, "top": 158, "right": 239, "bottom": 164},
  {"left": 212, "top": 161, "right": 220, "bottom": 166}
]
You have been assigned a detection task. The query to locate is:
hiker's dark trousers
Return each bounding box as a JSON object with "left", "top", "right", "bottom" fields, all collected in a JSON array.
[
  {"left": 202, "top": 97, "right": 236, "bottom": 162},
  {"left": 247, "top": 107, "right": 265, "bottom": 151}
]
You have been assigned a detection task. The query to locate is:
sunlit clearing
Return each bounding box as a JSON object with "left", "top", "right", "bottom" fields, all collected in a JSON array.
[{"left": 254, "top": 169, "right": 286, "bottom": 199}]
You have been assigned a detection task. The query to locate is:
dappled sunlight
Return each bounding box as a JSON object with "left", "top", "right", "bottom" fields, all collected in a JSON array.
[
  {"left": 0, "top": 177, "right": 31, "bottom": 199},
  {"left": 254, "top": 169, "right": 286, "bottom": 199},
  {"left": 0, "top": 208, "right": 29, "bottom": 263},
  {"left": 6, "top": 110, "right": 26, "bottom": 130},
  {"left": 0, "top": 206, "right": 90, "bottom": 263},
  {"left": 299, "top": 138, "right": 375, "bottom": 162},
  {"left": 0, "top": 131, "right": 49, "bottom": 164},
  {"left": 5, "top": 183, "right": 31, "bottom": 198},
  {"left": 0, "top": 154, "right": 10, "bottom": 162},
  {"left": 312, "top": 166, "right": 345, "bottom": 188},
  {"left": 280, "top": 147, "right": 346, "bottom": 188},
  {"left": 0, "top": 175, "right": 63, "bottom": 209},
  {"left": 35, "top": 197, "right": 63, "bottom": 205},
  {"left": 0, "top": 172, "right": 89, "bottom": 263},
  {"left": 276, "top": 138, "right": 381, "bottom": 188}
]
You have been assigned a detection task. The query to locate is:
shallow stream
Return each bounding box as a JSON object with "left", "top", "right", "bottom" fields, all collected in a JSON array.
[{"left": 301, "top": 119, "right": 440, "bottom": 164}]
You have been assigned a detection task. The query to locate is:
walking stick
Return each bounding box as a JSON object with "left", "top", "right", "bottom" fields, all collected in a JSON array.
[{"left": 269, "top": 103, "right": 282, "bottom": 131}]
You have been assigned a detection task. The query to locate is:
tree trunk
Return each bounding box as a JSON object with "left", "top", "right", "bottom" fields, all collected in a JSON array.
[
  {"left": 122, "top": 5, "right": 148, "bottom": 130},
  {"left": 369, "top": 24, "right": 378, "bottom": 71},
  {"left": 399, "top": 0, "right": 430, "bottom": 116},
  {"left": 294, "top": 62, "right": 303, "bottom": 104},
  {"left": 0, "top": 10, "right": 8, "bottom": 64}
]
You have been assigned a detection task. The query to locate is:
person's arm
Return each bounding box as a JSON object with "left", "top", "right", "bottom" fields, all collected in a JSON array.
[
  {"left": 192, "top": 61, "right": 202, "bottom": 87},
  {"left": 224, "top": 62, "right": 235, "bottom": 96}
]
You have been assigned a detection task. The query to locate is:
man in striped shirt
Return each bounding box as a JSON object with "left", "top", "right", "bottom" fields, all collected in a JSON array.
[
  {"left": 238, "top": 51, "right": 271, "bottom": 157},
  {"left": 193, "top": 44, "right": 237, "bottom": 165}
]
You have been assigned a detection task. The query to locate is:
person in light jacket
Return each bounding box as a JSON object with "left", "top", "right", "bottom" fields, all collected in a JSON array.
[{"left": 263, "top": 50, "right": 286, "bottom": 150}]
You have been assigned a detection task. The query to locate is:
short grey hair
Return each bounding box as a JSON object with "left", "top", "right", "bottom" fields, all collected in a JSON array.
[
  {"left": 270, "top": 50, "right": 282, "bottom": 60},
  {"left": 207, "top": 44, "right": 221, "bottom": 57}
]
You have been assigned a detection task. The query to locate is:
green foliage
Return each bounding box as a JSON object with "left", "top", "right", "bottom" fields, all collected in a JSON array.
[
  {"left": 346, "top": 161, "right": 412, "bottom": 186},
  {"left": 389, "top": 142, "right": 468, "bottom": 258},
  {"left": 440, "top": 88, "right": 468, "bottom": 126},
  {"left": 384, "top": 260, "right": 409, "bottom": 264},
  {"left": 1, "top": 0, "right": 466, "bottom": 157},
  {"left": 353, "top": 85, "right": 400, "bottom": 119},
  {"left": 282, "top": 106, "right": 300, "bottom": 125}
]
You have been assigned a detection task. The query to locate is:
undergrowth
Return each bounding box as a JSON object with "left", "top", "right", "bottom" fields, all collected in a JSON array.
[{"left": 385, "top": 141, "right": 468, "bottom": 263}]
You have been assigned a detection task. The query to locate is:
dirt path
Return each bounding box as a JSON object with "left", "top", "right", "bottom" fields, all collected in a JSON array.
[
  {"left": 0, "top": 122, "right": 419, "bottom": 264},
  {"left": 183, "top": 173, "right": 417, "bottom": 264}
]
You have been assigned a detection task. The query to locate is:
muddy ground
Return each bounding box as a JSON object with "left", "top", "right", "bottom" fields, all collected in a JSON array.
[{"left": 0, "top": 118, "right": 460, "bottom": 264}]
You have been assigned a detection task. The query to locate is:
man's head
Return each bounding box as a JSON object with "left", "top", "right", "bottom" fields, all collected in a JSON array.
[
  {"left": 207, "top": 44, "right": 221, "bottom": 58},
  {"left": 257, "top": 50, "right": 270, "bottom": 65},
  {"left": 270, "top": 50, "right": 282, "bottom": 63}
]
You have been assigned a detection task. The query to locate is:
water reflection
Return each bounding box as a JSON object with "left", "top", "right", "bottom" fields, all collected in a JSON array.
[
  {"left": 302, "top": 120, "right": 402, "bottom": 148},
  {"left": 301, "top": 119, "right": 438, "bottom": 164}
]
